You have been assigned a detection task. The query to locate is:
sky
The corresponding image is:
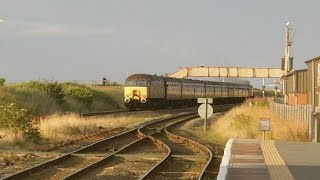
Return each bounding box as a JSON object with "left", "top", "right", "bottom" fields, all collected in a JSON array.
[{"left": 0, "top": 1, "right": 319, "bottom": 87}]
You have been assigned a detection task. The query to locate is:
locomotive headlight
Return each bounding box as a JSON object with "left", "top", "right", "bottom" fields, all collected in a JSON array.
[
  {"left": 126, "top": 94, "right": 130, "bottom": 97},
  {"left": 124, "top": 98, "right": 130, "bottom": 103},
  {"left": 142, "top": 94, "right": 146, "bottom": 98},
  {"left": 141, "top": 98, "right": 147, "bottom": 103}
]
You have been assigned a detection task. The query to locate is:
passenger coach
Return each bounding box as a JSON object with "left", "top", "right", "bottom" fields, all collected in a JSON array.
[{"left": 124, "top": 74, "right": 253, "bottom": 110}]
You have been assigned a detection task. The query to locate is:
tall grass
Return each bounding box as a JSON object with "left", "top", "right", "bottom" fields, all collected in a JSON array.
[
  {"left": 38, "top": 111, "right": 169, "bottom": 142},
  {"left": 207, "top": 101, "right": 308, "bottom": 145},
  {"left": 0, "top": 86, "right": 61, "bottom": 115},
  {"left": 1, "top": 111, "right": 171, "bottom": 149},
  {"left": 0, "top": 83, "right": 126, "bottom": 148},
  {"left": 0, "top": 83, "right": 125, "bottom": 115},
  {"left": 0, "top": 130, "right": 25, "bottom": 149}
]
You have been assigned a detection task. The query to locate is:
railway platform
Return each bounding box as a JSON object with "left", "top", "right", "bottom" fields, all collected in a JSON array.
[{"left": 218, "top": 138, "right": 320, "bottom": 180}]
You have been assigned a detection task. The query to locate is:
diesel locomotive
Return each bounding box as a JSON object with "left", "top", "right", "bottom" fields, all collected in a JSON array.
[{"left": 124, "top": 74, "right": 253, "bottom": 110}]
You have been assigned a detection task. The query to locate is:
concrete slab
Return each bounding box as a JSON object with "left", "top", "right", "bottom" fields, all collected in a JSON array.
[
  {"left": 227, "top": 139, "right": 271, "bottom": 180},
  {"left": 275, "top": 141, "right": 320, "bottom": 180},
  {"left": 232, "top": 155, "right": 264, "bottom": 159}
]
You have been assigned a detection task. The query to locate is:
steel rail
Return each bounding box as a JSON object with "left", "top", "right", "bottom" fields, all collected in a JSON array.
[
  {"left": 79, "top": 110, "right": 128, "bottom": 117},
  {"left": 2, "top": 104, "right": 234, "bottom": 179},
  {"left": 79, "top": 106, "right": 197, "bottom": 117},
  {"left": 62, "top": 113, "right": 197, "bottom": 180},
  {"left": 164, "top": 128, "right": 213, "bottom": 180},
  {"left": 1, "top": 128, "right": 137, "bottom": 180},
  {"left": 137, "top": 115, "right": 199, "bottom": 180},
  {"left": 140, "top": 104, "right": 233, "bottom": 179},
  {"left": 1, "top": 113, "right": 194, "bottom": 180},
  {"left": 139, "top": 122, "right": 211, "bottom": 179}
]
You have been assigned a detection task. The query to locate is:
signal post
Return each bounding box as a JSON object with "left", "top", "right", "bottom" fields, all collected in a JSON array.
[{"left": 198, "top": 98, "right": 213, "bottom": 133}]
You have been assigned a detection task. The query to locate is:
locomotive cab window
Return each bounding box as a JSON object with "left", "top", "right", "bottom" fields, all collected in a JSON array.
[{"left": 125, "top": 79, "right": 147, "bottom": 86}]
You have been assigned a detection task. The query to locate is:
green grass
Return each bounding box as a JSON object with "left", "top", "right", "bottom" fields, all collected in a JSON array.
[
  {"left": 0, "top": 85, "right": 60, "bottom": 115},
  {"left": 0, "top": 82, "right": 126, "bottom": 147},
  {"left": 0, "top": 82, "right": 125, "bottom": 115}
]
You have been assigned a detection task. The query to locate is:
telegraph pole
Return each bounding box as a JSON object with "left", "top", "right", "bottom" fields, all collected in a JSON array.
[
  {"left": 283, "top": 22, "right": 293, "bottom": 104},
  {"left": 284, "top": 22, "right": 293, "bottom": 73}
]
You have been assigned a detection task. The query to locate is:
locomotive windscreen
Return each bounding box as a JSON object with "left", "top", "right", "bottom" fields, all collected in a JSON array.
[{"left": 125, "top": 79, "right": 147, "bottom": 86}]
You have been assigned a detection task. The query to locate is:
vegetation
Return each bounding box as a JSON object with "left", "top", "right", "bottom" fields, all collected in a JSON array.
[
  {"left": 206, "top": 98, "right": 308, "bottom": 145},
  {"left": 0, "top": 81, "right": 124, "bottom": 115},
  {"left": 38, "top": 112, "right": 171, "bottom": 142},
  {"left": 253, "top": 89, "right": 277, "bottom": 97},
  {"left": 0, "top": 103, "right": 40, "bottom": 144},
  {"left": 0, "top": 81, "right": 124, "bottom": 146},
  {"left": 0, "top": 78, "right": 5, "bottom": 86}
]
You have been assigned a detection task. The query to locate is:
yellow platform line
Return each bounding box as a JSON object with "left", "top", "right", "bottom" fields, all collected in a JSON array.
[{"left": 261, "top": 140, "right": 295, "bottom": 180}]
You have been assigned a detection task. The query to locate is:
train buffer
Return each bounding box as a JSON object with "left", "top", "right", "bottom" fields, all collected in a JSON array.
[{"left": 217, "top": 139, "right": 320, "bottom": 180}]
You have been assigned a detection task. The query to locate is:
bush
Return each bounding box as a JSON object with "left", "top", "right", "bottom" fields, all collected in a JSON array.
[
  {"left": 62, "top": 83, "right": 93, "bottom": 105},
  {"left": 24, "top": 81, "right": 65, "bottom": 104},
  {"left": 0, "top": 103, "right": 40, "bottom": 143},
  {"left": 0, "top": 78, "right": 5, "bottom": 86}
]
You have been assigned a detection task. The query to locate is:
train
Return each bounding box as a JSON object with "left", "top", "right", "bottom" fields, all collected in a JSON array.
[{"left": 124, "top": 74, "right": 253, "bottom": 110}]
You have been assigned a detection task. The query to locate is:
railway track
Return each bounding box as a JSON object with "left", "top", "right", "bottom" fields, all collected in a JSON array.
[
  {"left": 2, "top": 113, "right": 196, "bottom": 180},
  {"left": 2, "top": 104, "right": 234, "bottom": 180},
  {"left": 140, "top": 104, "right": 231, "bottom": 180},
  {"left": 79, "top": 107, "right": 197, "bottom": 117},
  {"left": 79, "top": 110, "right": 128, "bottom": 117},
  {"left": 79, "top": 103, "right": 234, "bottom": 119}
]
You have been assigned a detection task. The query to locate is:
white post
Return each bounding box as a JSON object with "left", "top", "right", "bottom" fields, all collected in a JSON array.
[
  {"left": 262, "top": 78, "right": 265, "bottom": 98},
  {"left": 204, "top": 98, "right": 207, "bottom": 133},
  {"left": 284, "top": 22, "right": 292, "bottom": 73},
  {"left": 311, "top": 61, "right": 316, "bottom": 142}
]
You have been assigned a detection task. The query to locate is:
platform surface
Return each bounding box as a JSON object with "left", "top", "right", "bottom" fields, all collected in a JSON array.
[
  {"left": 228, "top": 139, "right": 271, "bottom": 180},
  {"left": 223, "top": 139, "right": 320, "bottom": 180},
  {"left": 275, "top": 141, "right": 320, "bottom": 180}
]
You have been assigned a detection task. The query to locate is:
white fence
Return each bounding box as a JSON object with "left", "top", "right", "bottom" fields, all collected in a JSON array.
[
  {"left": 269, "top": 100, "right": 316, "bottom": 141},
  {"left": 269, "top": 101, "right": 312, "bottom": 127}
]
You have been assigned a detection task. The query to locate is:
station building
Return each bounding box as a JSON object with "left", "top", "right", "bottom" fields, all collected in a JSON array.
[
  {"left": 282, "top": 56, "right": 320, "bottom": 106},
  {"left": 305, "top": 56, "right": 320, "bottom": 106},
  {"left": 282, "top": 69, "right": 307, "bottom": 105}
]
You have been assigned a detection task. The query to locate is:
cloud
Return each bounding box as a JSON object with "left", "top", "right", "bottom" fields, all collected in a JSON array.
[{"left": 22, "top": 23, "right": 113, "bottom": 37}]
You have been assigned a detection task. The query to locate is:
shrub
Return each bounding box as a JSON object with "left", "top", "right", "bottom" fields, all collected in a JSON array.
[
  {"left": 0, "top": 103, "right": 40, "bottom": 143},
  {"left": 24, "top": 81, "right": 65, "bottom": 104},
  {"left": 0, "top": 78, "right": 5, "bottom": 86},
  {"left": 62, "top": 83, "right": 93, "bottom": 105}
]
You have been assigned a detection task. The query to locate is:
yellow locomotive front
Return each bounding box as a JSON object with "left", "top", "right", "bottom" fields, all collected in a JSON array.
[{"left": 124, "top": 74, "right": 149, "bottom": 109}]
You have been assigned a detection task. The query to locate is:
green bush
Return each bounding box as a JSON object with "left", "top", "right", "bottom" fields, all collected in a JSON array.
[
  {"left": 0, "top": 103, "right": 40, "bottom": 143},
  {"left": 24, "top": 81, "right": 65, "bottom": 104},
  {"left": 62, "top": 83, "right": 93, "bottom": 105},
  {"left": 0, "top": 77, "right": 5, "bottom": 86},
  {"left": 0, "top": 81, "right": 124, "bottom": 115}
]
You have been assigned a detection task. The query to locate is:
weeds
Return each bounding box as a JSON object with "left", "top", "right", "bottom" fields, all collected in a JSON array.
[
  {"left": 0, "top": 81, "right": 125, "bottom": 115},
  {"left": 37, "top": 112, "right": 170, "bottom": 142},
  {"left": 0, "top": 103, "right": 40, "bottom": 143},
  {"left": 209, "top": 102, "right": 308, "bottom": 145}
]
